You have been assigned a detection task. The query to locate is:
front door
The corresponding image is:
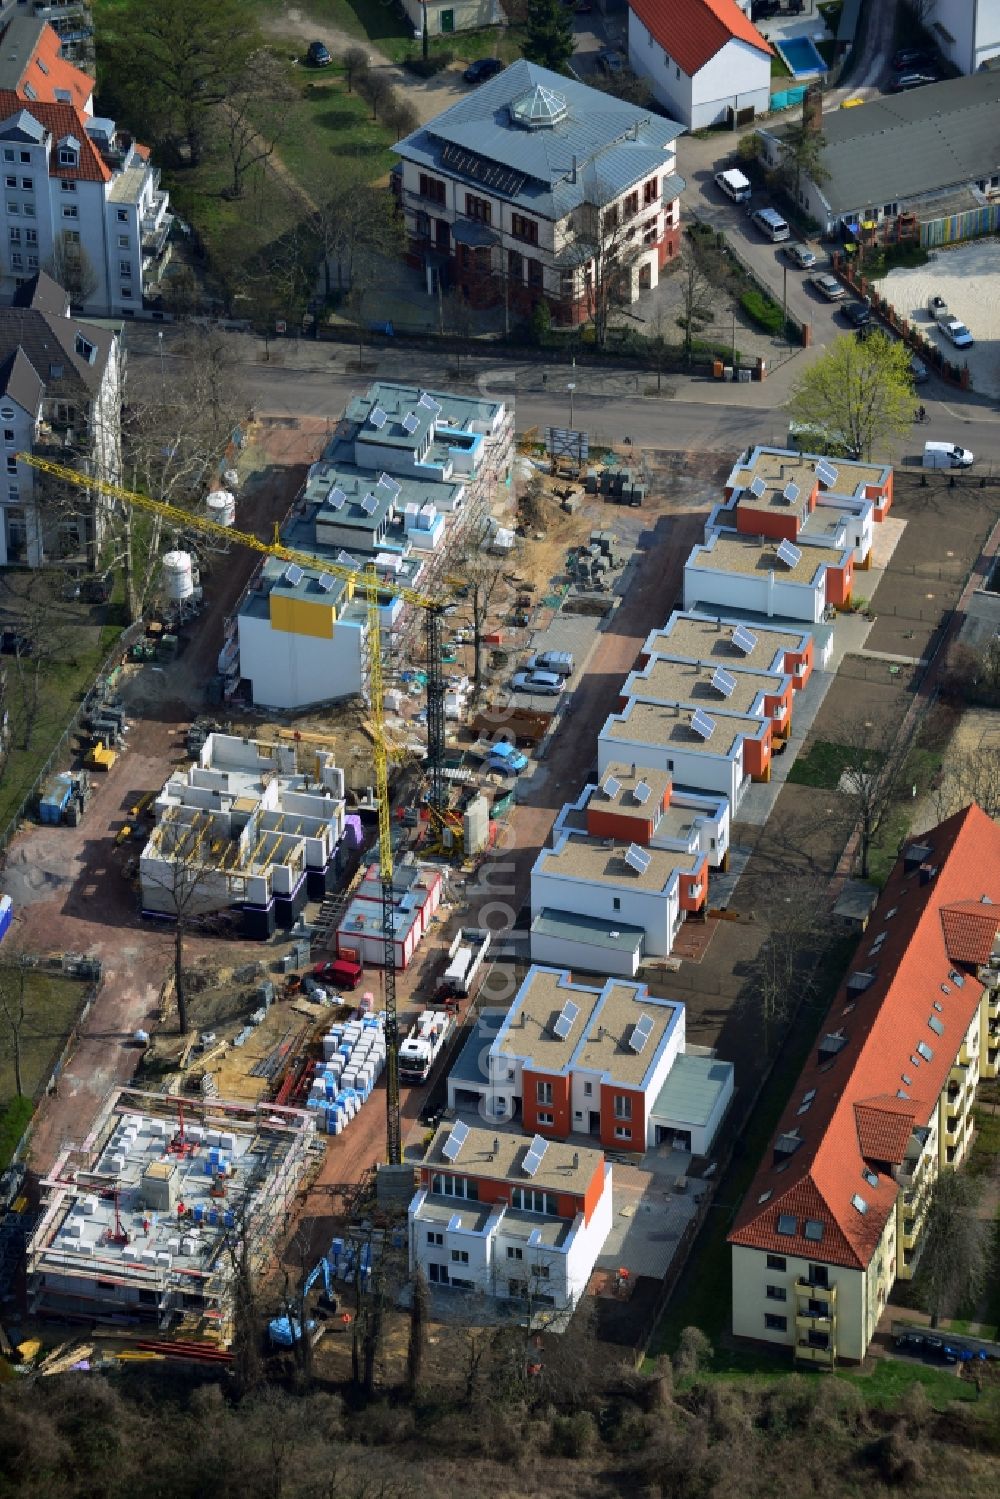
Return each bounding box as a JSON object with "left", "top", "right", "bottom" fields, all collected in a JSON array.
[
  {"left": 589, "top": 1111, "right": 601, "bottom": 1135},
  {"left": 441, "top": 8, "right": 455, "bottom": 31},
  {"left": 435, "top": 218, "right": 450, "bottom": 252}
]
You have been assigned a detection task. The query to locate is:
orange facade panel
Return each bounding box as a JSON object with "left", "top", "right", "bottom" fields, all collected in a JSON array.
[{"left": 523, "top": 1069, "right": 572, "bottom": 1137}]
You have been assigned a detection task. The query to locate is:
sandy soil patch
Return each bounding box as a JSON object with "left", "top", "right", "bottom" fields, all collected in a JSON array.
[{"left": 874, "top": 240, "right": 1000, "bottom": 398}]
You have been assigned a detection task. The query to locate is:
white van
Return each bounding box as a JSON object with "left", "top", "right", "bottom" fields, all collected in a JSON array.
[
  {"left": 751, "top": 207, "right": 790, "bottom": 242},
  {"left": 715, "top": 167, "right": 751, "bottom": 203},
  {"left": 923, "top": 441, "right": 973, "bottom": 469}
]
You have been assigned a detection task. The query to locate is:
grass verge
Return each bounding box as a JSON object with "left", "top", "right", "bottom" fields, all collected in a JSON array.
[
  {"left": 786, "top": 739, "right": 872, "bottom": 790},
  {"left": 0, "top": 1095, "right": 33, "bottom": 1169},
  {"left": 0, "top": 971, "right": 92, "bottom": 1109}
]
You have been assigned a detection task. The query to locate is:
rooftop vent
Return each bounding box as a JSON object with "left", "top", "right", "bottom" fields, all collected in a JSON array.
[
  {"left": 903, "top": 841, "right": 932, "bottom": 873},
  {"left": 773, "top": 1129, "right": 803, "bottom": 1164},
  {"left": 847, "top": 970, "right": 876, "bottom": 994}
]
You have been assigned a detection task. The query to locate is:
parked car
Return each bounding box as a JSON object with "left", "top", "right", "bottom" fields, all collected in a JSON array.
[
  {"left": 894, "top": 1330, "right": 925, "bottom": 1353},
  {"left": 842, "top": 299, "right": 872, "bottom": 328},
  {"left": 463, "top": 57, "right": 504, "bottom": 84},
  {"left": 525, "top": 650, "right": 574, "bottom": 677},
  {"left": 486, "top": 741, "right": 529, "bottom": 775},
  {"left": 785, "top": 242, "right": 817, "bottom": 269},
  {"left": 750, "top": 206, "right": 790, "bottom": 242},
  {"left": 927, "top": 293, "right": 950, "bottom": 323},
  {"left": 890, "top": 69, "right": 940, "bottom": 91},
  {"left": 512, "top": 670, "right": 564, "bottom": 697},
  {"left": 596, "top": 48, "right": 624, "bottom": 75},
  {"left": 715, "top": 167, "right": 752, "bottom": 203},
  {"left": 892, "top": 46, "right": 937, "bottom": 70},
  {"left": 810, "top": 272, "right": 845, "bottom": 300},
  {"left": 306, "top": 40, "right": 332, "bottom": 66},
  {"left": 940, "top": 318, "right": 974, "bottom": 348},
  {"left": 910, "top": 355, "right": 928, "bottom": 383}
]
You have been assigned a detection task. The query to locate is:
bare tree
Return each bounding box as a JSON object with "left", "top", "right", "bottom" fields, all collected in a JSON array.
[
  {"left": 307, "top": 173, "right": 402, "bottom": 298},
  {"left": 342, "top": 46, "right": 370, "bottom": 92},
  {"left": 677, "top": 239, "right": 717, "bottom": 368},
  {"left": 0, "top": 946, "right": 31, "bottom": 1098},
  {"left": 914, "top": 1168, "right": 989, "bottom": 1326},
  {"left": 406, "top": 1268, "right": 429, "bottom": 1399},
  {"left": 740, "top": 874, "right": 829, "bottom": 1053},
  {"left": 361, "top": 70, "right": 393, "bottom": 122},
  {"left": 4, "top": 576, "right": 75, "bottom": 752},
  {"left": 225, "top": 1209, "right": 265, "bottom": 1399},
  {"left": 447, "top": 519, "right": 514, "bottom": 689},
  {"left": 562, "top": 183, "right": 644, "bottom": 350},
  {"left": 441, "top": 287, "right": 474, "bottom": 372},
  {"left": 216, "top": 48, "right": 294, "bottom": 199},
  {"left": 934, "top": 747, "right": 1000, "bottom": 822},
  {"left": 44, "top": 232, "right": 99, "bottom": 307},
  {"left": 835, "top": 711, "right": 920, "bottom": 879}
]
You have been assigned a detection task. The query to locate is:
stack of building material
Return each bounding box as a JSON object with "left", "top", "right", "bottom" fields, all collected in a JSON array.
[{"left": 309, "top": 1014, "right": 387, "bottom": 1133}]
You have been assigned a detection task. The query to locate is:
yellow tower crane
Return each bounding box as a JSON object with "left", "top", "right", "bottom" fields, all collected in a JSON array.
[{"left": 20, "top": 453, "right": 456, "bottom": 1167}]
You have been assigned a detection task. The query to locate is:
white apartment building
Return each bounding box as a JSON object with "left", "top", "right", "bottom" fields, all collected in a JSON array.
[{"left": 0, "top": 15, "right": 170, "bottom": 316}]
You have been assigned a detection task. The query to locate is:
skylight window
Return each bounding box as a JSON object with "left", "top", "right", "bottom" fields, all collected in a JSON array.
[
  {"left": 902, "top": 1074, "right": 912, "bottom": 1086},
  {"left": 803, "top": 1220, "right": 824, "bottom": 1242},
  {"left": 897, "top": 1089, "right": 910, "bottom": 1100},
  {"left": 776, "top": 1214, "right": 797, "bottom": 1236},
  {"left": 928, "top": 1015, "right": 944, "bottom": 1037},
  {"left": 851, "top": 1193, "right": 868, "bottom": 1215},
  {"left": 941, "top": 983, "right": 951, "bottom": 994},
  {"left": 932, "top": 1001, "right": 943, "bottom": 1013},
  {"left": 863, "top": 1168, "right": 878, "bottom": 1188},
  {"left": 910, "top": 1054, "right": 921, "bottom": 1067},
  {"left": 916, "top": 1040, "right": 933, "bottom": 1062},
  {"left": 758, "top": 1189, "right": 773, "bottom": 1204},
  {"left": 949, "top": 970, "right": 965, "bottom": 987}
]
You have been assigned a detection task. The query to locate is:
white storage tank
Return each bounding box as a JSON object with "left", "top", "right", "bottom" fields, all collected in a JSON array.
[
  {"left": 206, "top": 489, "right": 236, "bottom": 527},
  {"left": 223, "top": 469, "right": 240, "bottom": 491},
  {"left": 162, "top": 551, "right": 194, "bottom": 601}
]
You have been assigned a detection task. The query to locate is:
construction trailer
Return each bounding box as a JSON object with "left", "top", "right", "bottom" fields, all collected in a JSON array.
[{"left": 25, "top": 1088, "right": 315, "bottom": 1342}]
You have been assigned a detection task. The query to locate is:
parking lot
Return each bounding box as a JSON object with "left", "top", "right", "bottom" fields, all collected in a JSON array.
[{"left": 875, "top": 239, "right": 1000, "bottom": 399}]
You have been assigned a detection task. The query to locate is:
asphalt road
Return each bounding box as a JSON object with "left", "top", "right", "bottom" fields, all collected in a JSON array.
[{"left": 124, "top": 331, "right": 1000, "bottom": 468}]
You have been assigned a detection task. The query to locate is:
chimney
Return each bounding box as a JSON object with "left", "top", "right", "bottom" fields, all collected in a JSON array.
[
  {"left": 572, "top": 154, "right": 578, "bottom": 184},
  {"left": 572, "top": 1151, "right": 579, "bottom": 1169},
  {"left": 803, "top": 82, "right": 823, "bottom": 135}
]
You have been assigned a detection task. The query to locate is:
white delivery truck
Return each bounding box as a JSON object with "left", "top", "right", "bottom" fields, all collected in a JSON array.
[
  {"left": 923, "top": 441, "right": 973, "bottom": 470},
  {"left": 441, "top": 927, "right": 491, "bottom": 997},
  {"left": 398, "top": 1010, "right": 454, "bottom": 1084}
]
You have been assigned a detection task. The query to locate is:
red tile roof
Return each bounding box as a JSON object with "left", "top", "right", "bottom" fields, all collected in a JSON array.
[
  {"left": 22, "top": 22, "right": 93, "bottom": 114},
  {"left": 940, "top": 900, "right": 1000, "bottom": 966},
  {"left": 0, "top": 91, "right": 110, "bottom": 183},
  {"left": 729, "top": 803, "right": 1000, "bottom": 1271},
  {"left": 629, "top": 0, "right": 773, "bottom": 77}
]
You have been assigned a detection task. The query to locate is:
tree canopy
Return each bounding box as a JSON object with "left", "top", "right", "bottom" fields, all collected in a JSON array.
[
  {"left": 96, "top": 0, "right": 261, "bottom": 165},
  {"left": 786, "top": 331, "right": 915, "bottom": 460},
  {"left": 522, "top": 0, "right": 575, "bottom": 74}
]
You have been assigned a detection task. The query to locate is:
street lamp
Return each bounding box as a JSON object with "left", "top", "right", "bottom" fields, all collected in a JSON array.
[
  {"left": 567, "top": 381, "right": 576, "bottom": 428},
  {"left": 157, "top": 329, "right": 164, "bottom": 383}
]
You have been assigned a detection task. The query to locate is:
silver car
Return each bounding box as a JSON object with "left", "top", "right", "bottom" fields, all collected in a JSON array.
[
  {"left": 810, "top": 272, "right": 845, "bottom": 301},
  {"left": 511, "top": 670, "right": 564, "bottom": 697}
]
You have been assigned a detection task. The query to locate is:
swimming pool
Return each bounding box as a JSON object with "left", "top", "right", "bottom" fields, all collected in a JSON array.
[{"left": 775, "top": 35, "right": 829, "bottom": 77}]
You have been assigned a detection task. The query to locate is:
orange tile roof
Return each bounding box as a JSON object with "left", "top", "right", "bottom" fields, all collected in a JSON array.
[
  {"left": 629, "top": 0, "right": 773, "bottom": 77},
  {"left": 940, "top": 900, "right": 1000, "bottom": 966},
  {"left": 729, "top": 803, "right": 1000, "bottom": 1271},
  {"left": 22, "top": 22, "right": 93, "bottom": 114},
  {"left": 0, "top": 91, "right": 110, "bottom": 184}
]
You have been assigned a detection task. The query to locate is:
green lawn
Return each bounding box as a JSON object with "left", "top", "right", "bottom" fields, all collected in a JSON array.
[
  {"left": 770, "top": 53, "right": 792, "bottom": 79},
  {"left": 786, "top": 740, "right": 872, "bottom": 790},
  {"left": 0, "top": 969, "right": 91, "bottom": 1118},
  {"left": 0, "top": 1095, "right": 33, "bottom": 1169},
  {"left": 838, "top": 1357, "right": 979, "bottom": 1409},
  {"left": 271, "top": 71, "right": 399, "bottom": 199}
]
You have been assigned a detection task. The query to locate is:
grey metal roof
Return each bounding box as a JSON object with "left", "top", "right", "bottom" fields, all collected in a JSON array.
[
  {"left": 448, "top": 1009, "right": 507, "bottom": 1086},
  {"left": 0, "top": 15, "right": 46, "bottom": 93},
  {"left": 394, "top": 58, "right": 684, "bottom": 220},
  {"left": 0, "top": 106, "right": 45, "bottom": 143},
  {"left": 650, "top": 1052, "right": 733, "bottom": 1129},
  {"left": 771, "top": 71, "right": 1000, "bottom": 215},
  {"left": 530, "top": 907, "right": 645, "bottom": 952},
  {"left": 0, "top": 344, "right": 43, "bottom": 414}
]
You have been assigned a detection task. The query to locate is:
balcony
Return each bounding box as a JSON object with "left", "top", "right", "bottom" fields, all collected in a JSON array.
[
  {"left": 795, "top": 1338, "right": 836, "bottom": 1367},
  {"left": 796, "top": 1277, "right": 837, "bottom": 1301},
  {"left": 795, "top": 1304, "right": 834, "bottom": 1333}
]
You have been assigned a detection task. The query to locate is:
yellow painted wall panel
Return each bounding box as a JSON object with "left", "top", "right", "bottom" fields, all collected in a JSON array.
[{"left": 269, "top": 595, "right": 335, "bottom": 638}]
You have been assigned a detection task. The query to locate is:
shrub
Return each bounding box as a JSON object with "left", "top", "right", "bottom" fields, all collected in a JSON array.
[
  {"left": 342, "top": 46, "right": 369, "bottom": 92},
  {"left": 739, "top": 287, "right": 784, "bottom": 334},
  {"left": 405, "top": 51, "right": 453, "bottom": 77},
  {"left": 548, "top": 1411, "right": 598, "bottom": 1458},
  {"left": 529, "top": 299, "right": 551, "bottom": 344}
]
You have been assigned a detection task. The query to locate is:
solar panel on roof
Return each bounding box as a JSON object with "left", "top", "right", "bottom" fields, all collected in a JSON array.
[
  {"left": 815, "top": 460, "right": 839, "bottom": 487},
  {"left": 418, "top": 392, "right": 442, "bottom": 415},
  {"left": 376, "top": 474, "right": 401, "bottom": 500},
  {"left": 782, "top": 481, "right": 800, "bottom": 504},
  {"left": 562, "top": 999, "right": 580, "bottom": 1026},
  {"left": 283, "top": 563, "right": 303, "bottom": 586},
  {"left": 361, "top": 494, "right": 379, "bottom": 515},
  {"left": 522, "top": 1134, "right": 549, "bottom": 1178},
  {"left": 441, "top": 1119, "right": 469, "bottom": 1162},
  {"left": 369, "top": 405, "right": 387, "bottom": 429},
  {"left": 776, "top": 538, "right": 802, "bottom": 569},
  {"left": 402, "top": 412, "right": 419, "bottom": 434},
  {"left": 632, "top": 780, "right": 651, "bottom": 805},
  {"left": 749, "top": 475, "right": 766, "bottom": 499},
  {"left": 316, "top": 573, "right": 335, "bottom": 593},
  {"left": 329, "top": 486, "right": 347, "bottom": 510},
  {"left": 711, "top": 666, "right": 736, "bottom": 698},
  {"left": 336, "top": 550, "right": 360, "bottom": 569},
  {"left": 624, "top": 843, "right": 651, "bottom": 875},
  {"left": 732, "top": 624, "right": 758, "bottom": 655},
  {"left": 440, "top": 140, "right": 526, "bottom": 198},
  {"left": 602, "top": 774, "right": 621, "bottom": 799},
  {"left": 629, "top": 1013, "right": 654, "bottom": 1052},
  {"left": 690, "top": 709, "right": 716, "bottom": 741},
  {"left": 553, "top": 1010, "right": 573, "bottom": 1040}
]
